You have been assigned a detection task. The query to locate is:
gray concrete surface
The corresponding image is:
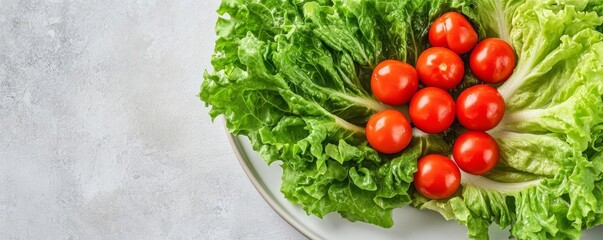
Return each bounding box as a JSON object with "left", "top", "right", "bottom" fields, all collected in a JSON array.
[{"left": 0, "top": 1, "right": 303, "bottom": 239}]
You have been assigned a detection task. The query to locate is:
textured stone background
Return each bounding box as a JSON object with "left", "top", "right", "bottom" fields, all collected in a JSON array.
[{"left": 0, "top": 1, "right": 303, "bottom": 239}]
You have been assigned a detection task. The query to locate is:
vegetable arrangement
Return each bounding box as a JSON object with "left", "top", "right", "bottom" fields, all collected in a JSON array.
[{"left": 200, "top": 0, "right": 603, "bottom": 239}]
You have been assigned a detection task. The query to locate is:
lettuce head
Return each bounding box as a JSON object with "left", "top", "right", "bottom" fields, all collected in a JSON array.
[{"left": 201, "top": 0, "right": 603, "bottom": 239}]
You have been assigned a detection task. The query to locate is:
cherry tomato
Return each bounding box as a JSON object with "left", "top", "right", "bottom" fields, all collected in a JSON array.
[
  {"left": 414, "top": 154, "right": 461, "bottom": 199},
  {"left": 452, "top": 131, "right": 500, "bottom": 175},
  {"left": 456, "top": 85, "right": 505, "bottom": 131},
  {"left": 470, "top": 38, "right": 516, "bottom": 83},
  {"left": 371, "top": 60, "right": 419, "bottom": 106},
  {"left": 366, "top": 110, "right": 412, "bottom": 154},
  {"left": 429, "top": 12, "right": 478, "bottom": 54},
  {"left": 409, "top": 87, "right": 455, "bottom": 134},
  {"left": 416, "top": 47, "right": 465, "bottom": 90}
]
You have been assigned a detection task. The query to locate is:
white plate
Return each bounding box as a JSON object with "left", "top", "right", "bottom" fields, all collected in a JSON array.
[{"left": 227, "top": 133, "right": 603, "bottom": 239}]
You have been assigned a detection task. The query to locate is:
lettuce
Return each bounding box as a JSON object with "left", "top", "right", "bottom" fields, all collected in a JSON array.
[{"left": 201, "top": 0, "right": 603, "bottom": 238}]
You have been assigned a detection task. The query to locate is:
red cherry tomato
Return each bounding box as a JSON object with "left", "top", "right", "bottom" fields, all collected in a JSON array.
[
  {"left": 414, "top": 154, "right": 461, "bottom": 200},
  {"left": 456, "top": 85, "right": 505, "bottom": 131},
  {"left": 409, "top": 87, "right": 455, "bottom": 134},
  {"left": 371, "top": 60, "right": 419, "bottom": 106},
  {"left": 366, "top": 110, "right": 412, "bottom": 154},
  {"left": 470, "top": 38, "right": 516, "bottom": 83},
  {"left": 416, "top": 47, "right": 465, "bottom": 90},
  {"left": 429, "top": 12, "right": 478, "bottom": 54},
  {"left": 452, "top": 131, "right": 500, "bottom": 175}
]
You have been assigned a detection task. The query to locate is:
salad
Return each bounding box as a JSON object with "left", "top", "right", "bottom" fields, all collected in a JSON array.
[{"left": 200, "top": 0, "right": 603, "bottom": 239}]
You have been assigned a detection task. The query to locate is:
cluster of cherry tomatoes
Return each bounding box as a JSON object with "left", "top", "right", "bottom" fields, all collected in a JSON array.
[{"left": 365, "top": 12, "right": 516, "bottom": 199}]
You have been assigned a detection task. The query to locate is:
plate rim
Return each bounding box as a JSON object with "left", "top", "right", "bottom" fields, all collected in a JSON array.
[{"left": 225, "top": 126, "right": 319, "bottom": 239}]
